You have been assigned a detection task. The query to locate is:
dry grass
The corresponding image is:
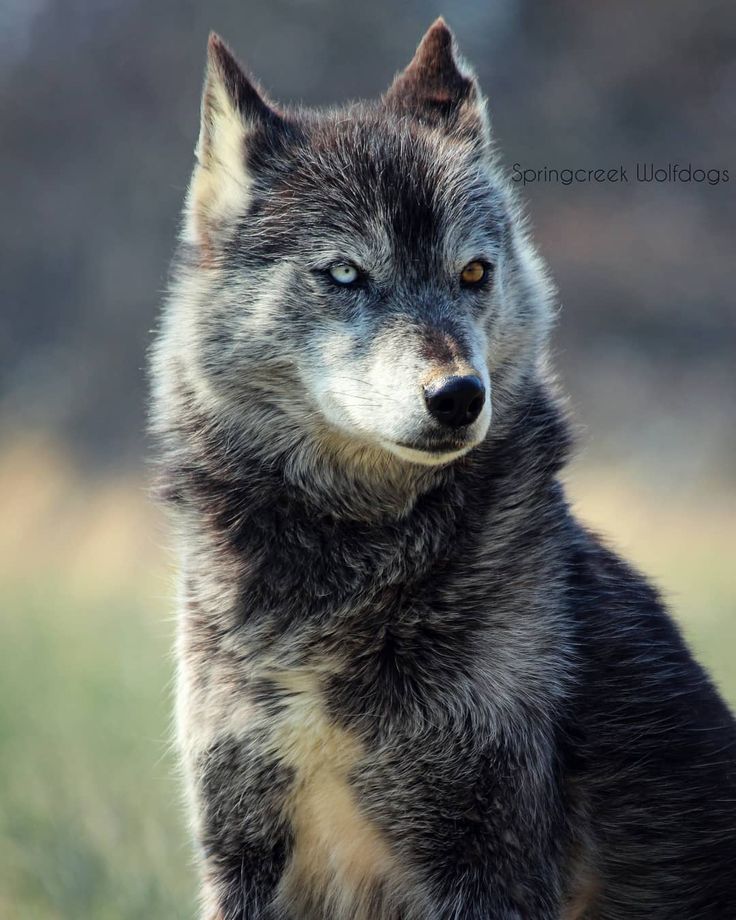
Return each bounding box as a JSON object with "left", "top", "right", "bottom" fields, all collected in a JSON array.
[{"left": 1, "top": 437, "right": 733, "bottom": 918}]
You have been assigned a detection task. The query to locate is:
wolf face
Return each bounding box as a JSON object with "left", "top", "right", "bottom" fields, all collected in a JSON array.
[{"left": 159, "top": 22, "right": 552, "bottom": 482}]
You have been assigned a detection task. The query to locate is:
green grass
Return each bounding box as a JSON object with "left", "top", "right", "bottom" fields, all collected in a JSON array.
[{"left": 0, "top": 576, "right": 195, "bottom": 920}]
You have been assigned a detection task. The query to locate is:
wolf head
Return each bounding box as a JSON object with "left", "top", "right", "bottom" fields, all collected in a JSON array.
[{"left": 155, "top": 20, "right": 553, "bottom": 495}]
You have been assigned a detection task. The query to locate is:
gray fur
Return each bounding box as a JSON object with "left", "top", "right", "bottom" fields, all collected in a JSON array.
[{"left": 151, "top": 21, "right": 736, "bottom": 920}]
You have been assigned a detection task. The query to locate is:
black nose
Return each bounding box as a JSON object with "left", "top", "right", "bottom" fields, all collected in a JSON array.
[{"left": 424, "top": 375, "right": 485, "bottom": 429}]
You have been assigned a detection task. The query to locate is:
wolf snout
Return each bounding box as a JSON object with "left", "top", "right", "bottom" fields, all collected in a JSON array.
[{"left": 423, "top": 375, "right": 485, "bottom": 429}]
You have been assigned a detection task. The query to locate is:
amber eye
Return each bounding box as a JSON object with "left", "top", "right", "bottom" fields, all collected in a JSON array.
[{"left": 460, "top": 260, "right": 489, "bottom": 287}]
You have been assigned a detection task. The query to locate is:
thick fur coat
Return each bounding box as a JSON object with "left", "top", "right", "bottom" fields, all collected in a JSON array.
[{"left": 151, "top": 20, "right": 736, "bottom": 919}]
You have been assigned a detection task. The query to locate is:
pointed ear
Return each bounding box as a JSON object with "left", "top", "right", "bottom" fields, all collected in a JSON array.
[
  {"left": 384, "top": 18, "right": 489, "bottom": 144},
  {"left": 185, "top": 33, "right": 282, "bottom": 252}
]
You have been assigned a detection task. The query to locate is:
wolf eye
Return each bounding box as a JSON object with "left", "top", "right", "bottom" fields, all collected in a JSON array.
[
  {"left": 328, "top": 263, "right": 360, "bottom": 286},
  {"left": 460, "top": 260, "right": 491, "bottom": 287}
]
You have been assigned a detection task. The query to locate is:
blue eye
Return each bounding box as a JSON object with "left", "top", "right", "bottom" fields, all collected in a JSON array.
[{"left": 329, "top": 263, "right": 360, "bottom": 285}]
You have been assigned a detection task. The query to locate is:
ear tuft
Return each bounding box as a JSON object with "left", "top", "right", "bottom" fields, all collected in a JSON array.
[
  {"left": 384, "top": 19, "right": 487, "bottom": 142},
  {"left": 403, "top": 17, "right": 471, "bottom": 102},
  {"left": 205, "top": 32, "right": 276, "bottom": 128},
  {"left": 186, "top": 34, "right": 280, "bottom": 253}
]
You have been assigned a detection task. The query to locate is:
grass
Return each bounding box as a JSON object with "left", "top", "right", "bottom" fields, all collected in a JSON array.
[
  {"left": 0, "top": 441, "right": 195, "bottom": 919},
  {"left": 0, "top": 439, "right": 733, "bottom": 918},
  {"left": 0, "top": 578, "right": 194, "bottom": 920}
]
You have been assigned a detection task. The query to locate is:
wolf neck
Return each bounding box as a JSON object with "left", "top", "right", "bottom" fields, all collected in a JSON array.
[{"left": 161, "top": 376, "right": 571, "bottom": 608}]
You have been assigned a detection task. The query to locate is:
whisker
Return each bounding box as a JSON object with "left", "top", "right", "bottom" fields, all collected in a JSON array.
[{"left": 335, "top": 377, "right": 407, "bottom": 407}]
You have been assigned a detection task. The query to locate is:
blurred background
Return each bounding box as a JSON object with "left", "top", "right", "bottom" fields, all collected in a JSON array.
[{"left": 1, "top": 0, "right": 734, "bottom": 916}]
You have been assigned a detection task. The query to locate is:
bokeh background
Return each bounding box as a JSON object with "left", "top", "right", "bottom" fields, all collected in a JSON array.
[{"left": 1, "top": 1, "right": 734, "bottom": 916}]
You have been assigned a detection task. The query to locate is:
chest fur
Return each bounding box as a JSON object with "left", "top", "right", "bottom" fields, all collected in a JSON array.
[
  {"left": 181, "top": 656, "right": 400, "bottom": 918},
  {"left": 269, "top": 672, "right": 398, "bottom": 917}
]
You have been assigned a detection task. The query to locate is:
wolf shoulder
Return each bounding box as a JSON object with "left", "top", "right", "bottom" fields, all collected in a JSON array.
[{"left": 561, "top": 523, "right": 736, "bottom": 905}]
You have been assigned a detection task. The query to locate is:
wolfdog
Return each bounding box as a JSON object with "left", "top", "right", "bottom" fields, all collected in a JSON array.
[{"left": 151, "top": 19, "right": 736, "bottom": 919}]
